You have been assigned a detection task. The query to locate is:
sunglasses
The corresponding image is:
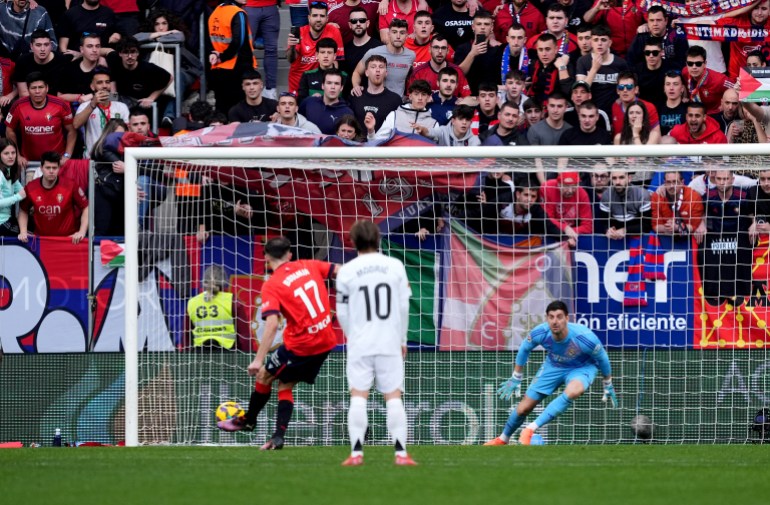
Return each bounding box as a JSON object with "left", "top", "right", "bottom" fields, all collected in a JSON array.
[
  {"left": 665, "top": 70, "right": 681, "bottom": 77},
  {"left": 643, "top": 50, "right": 661, "bottom": 56},
  {"left": 280, "top": 91, "right": 297, "bottom": 98},
  {"left": 349, "top": 18, "right": 367, "bottom": 24},
  {"left": 686, "top": 60, "right": 704, "bottom": 67},
  {"left": 309, "top": 1, "right": 327, "bottom": 7},
  {"left": 617, "top": 83, "right": 635, "bottom": 91}
]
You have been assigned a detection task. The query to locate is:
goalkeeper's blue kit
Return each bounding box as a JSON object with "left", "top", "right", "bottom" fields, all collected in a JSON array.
[{"left": 516, "top": 322, "right": 612, "bottom": 400}]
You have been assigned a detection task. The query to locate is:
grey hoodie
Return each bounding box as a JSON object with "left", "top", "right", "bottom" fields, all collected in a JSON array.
[
  {"left": 370, "top": 104, "right": 437, "bottom": 142},
  {"left": 427, "top": 124, "right": 481, "bottom": 146}
]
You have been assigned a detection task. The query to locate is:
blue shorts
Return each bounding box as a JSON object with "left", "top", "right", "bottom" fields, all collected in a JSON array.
[{"left": 525, "top": 363, "right": 598, "bottom": 401}]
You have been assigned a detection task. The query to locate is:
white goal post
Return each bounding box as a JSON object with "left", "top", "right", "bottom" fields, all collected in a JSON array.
[{"left": 124, "top": 143, "right": 770, "bottom": 447}]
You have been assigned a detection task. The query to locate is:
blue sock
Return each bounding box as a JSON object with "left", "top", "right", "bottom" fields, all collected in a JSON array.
[
  {"left": 533, "top": 393, "right": 573, "bottom": 428},
  {"left": 502, "top": 409, "right": 525, "bottom": 438}
]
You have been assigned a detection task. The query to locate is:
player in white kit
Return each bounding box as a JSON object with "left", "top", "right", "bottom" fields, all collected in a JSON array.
[{"left": 336, "top": 220, "right": 416, "bottom": 466}]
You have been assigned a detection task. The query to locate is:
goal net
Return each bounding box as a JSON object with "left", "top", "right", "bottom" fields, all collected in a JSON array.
[{"left": 123, "top": 144, "right": 770, "bottom": 447}]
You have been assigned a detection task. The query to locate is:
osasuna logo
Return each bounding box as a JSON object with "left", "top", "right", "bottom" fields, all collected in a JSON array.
[{"left": 378, "top": 177, "right": 414, "bottom": 201}]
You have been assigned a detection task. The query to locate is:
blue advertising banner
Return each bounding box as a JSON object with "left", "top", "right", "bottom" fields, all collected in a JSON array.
[{"left": 574, "top": 235, "right": 693, "bottom": 348}]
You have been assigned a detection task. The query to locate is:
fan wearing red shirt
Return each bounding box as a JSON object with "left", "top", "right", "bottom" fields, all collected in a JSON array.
[
  {"left": 610, "top": 72, "right": 660, "bottom": 136},
  {"left": 495, "top": 0, "right": 545, "bottom": 43},
  {"left": 539, "top": 172, "right": 593, "bottom": 247},
  {"left": 716, "top": 0, "right": 770, "bottom": 79},
  {"left": 217, "top": 236, "right": 340, "bottom": 450},
  {"left": 287, "top": 2, "right": 344, "bottom": 94},
  {"left": 669, "top": 102, "right": 728, "bottom": 145},
  {"left": 18, "top": 151, "right": 89, "bottom": 244},
  {"left": 379, "top": 0, "right": 421, "bottom": 42},
  {"left": 583, "top": 0, "right": 644, "bottom": 57},
  {"left": 525, "top": 5, "right": 578, "bottom": 56},
  {"left": 5, "top": 72, "right": 76, "bottom": 169},
  {"left": 682, "top": 45, "right": 728, "bottom": 115}
]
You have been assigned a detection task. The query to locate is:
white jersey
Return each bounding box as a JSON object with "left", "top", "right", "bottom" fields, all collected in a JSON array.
[{"left": 336, "top": 252, "right": 411, "bottom": 358}]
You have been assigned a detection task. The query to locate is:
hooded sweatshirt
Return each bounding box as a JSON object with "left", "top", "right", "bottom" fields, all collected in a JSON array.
[
  {"left": 426, "top": 124, "right": 481, "bottom": 146},
  {"left": 669, "top": 115, "right": 728, "bottom": 145},
  {"left": 371, "top": 103, "right": 438, "bottom": 142}
]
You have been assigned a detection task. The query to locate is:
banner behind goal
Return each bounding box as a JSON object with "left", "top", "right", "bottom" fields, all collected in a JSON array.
[{"left": 123, "top": 145, "right": 770, "bottom": 447}]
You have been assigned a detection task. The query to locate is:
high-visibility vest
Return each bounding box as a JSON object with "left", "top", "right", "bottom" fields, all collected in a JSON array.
[
  {"left": 188, "top": 291, "right": 237, "bottom": 349},
  {"left": 174, "top": 167, "right": 201, "bottom": 197},
  {"left": 209, "top": 4, "right": 257, "bottom": 71}
]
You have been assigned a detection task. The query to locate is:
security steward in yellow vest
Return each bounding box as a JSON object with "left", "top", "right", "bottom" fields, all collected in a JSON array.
[
  {"left": 187, "top": 266, "right": 237, "bottom": 350},
  {"left": 208, "top": 0, "right": 259, "bottom": 115}
]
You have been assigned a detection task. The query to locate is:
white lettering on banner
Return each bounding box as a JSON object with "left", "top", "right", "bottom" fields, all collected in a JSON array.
[
  {"left": 717, "top": 361, "right": 770, "bottom": 404},
  {"left": 0, "top": 244, "right": 86, "bottom": 352},
  {"left": 576, "top": 250, "right": 687, "bottom": 303},
  {"left": 91, "top": 243, "right": 175, "bottom": 352}
]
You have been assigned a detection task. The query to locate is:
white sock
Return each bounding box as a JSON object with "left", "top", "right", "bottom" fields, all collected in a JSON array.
[
  {"left": 499, "top": 433, "right": 509, "bottom": 442},
  {"left": 526, "top": 422, "right": 539, "bottom": 431},
  {"left": 386, "top": 398, "right": 408, "bottom": 456},
  {"left": 348, "top": 396, "right": 367, "bottom": 456}
]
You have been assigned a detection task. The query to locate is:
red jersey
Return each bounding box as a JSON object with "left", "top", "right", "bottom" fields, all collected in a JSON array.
[
  {"left": 5, "top": 95, "right": 73, "bottom": 162},
  {"left": 404, "top": 36, "right": 455, "bottom": 68},
  {"left": 261, "top": 259, "right": 337, "bottom": 356},
  {"left": 21, "top": 176, "right": 88, "bottom": 236},
  {"left": 715, "top": 15, "right": 770, "bottom": 79},
  {"left": 408, "top": 62, "right": 471, "bottom": 97},
  {"left": 288, "top": 24, "right": 345, "bottom": 93},
  {"left": 589, "top": 1, "right": 644, "bottom": 57},
  {"left": 682, "top": 66, "right": 729, "bottom": 115},
  {"left": 328, "top": 0, "right": 380, "bottom": 44},
  {"left": 379, "top": 0, "right": 420, "bottom": 33},
  {"left": 495, "top": 3, "right": 545, "bottom": 43},
  {"left": 611, "top": 98, "right": 660, "bottom": 136}
]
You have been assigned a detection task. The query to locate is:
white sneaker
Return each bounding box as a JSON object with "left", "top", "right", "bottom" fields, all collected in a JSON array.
[{"left": 262, "top": 88, "right": 277, "bottom": 100}]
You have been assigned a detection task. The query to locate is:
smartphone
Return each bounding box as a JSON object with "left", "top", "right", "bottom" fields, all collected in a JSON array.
[
  {"left": 475, "top": 33, "right": 486, "bottom": 45},
  {"left": 290, "top": 26, "right": 301, "bottom": 39},
  {"left": 109, "top": 91, "right": 119, "bottom": 102}
]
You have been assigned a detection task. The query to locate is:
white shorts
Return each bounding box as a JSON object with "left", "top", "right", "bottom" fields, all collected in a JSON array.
[{"left": 347, "top": 354, "right": 404, "bottom": 394}]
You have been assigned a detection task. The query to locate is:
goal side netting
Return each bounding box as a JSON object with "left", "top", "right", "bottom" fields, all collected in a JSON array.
[{"left": 123, "top": 144, "right": 770, "bottom": 447}]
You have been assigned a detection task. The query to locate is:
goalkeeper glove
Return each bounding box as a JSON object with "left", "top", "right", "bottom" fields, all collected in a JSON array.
[
  {"left": 602, "top": 379, "right": 618, "bottom": 408},
  {"left": 497, "top": 372, "right": 523, "bottom": 401}
]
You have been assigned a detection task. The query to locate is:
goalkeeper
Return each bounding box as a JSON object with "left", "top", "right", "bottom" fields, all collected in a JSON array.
[{"left": 485, "top": 300, "right": 617, "bottom": 446}]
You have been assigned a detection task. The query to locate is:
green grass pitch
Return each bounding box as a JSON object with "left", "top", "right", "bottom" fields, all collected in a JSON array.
[{"left": 1, "top": 445, "right": 766, "bottom": 505}]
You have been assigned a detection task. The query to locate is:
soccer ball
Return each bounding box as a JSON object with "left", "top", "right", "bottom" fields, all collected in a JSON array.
[
  {"left": 216, "top": 401, "right": 244, "bottom": 423},
  {"left": 630, "top": 414, "right": 653, "bottom": 440}
]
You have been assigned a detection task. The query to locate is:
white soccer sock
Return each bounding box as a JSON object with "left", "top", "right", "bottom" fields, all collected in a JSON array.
[
  {"left": 386, "top": 398, "right": 408, "bottom": 457},
  {"left": 526, "top": 422, "right": 539, "bottom": 431},
  {"left": 348, "top": 396, "right": 368, "bottom": 456}
]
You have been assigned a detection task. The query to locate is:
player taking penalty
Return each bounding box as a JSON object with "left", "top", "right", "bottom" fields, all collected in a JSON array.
[
  {"left": 217, "top": 237, "right": 339, "bottom": 450},
  {"left": 336, "top": 220, "right": 416, "bottom": 466},
  {"left": 485, "top": 300, "right": 617, "bottom": 446}
]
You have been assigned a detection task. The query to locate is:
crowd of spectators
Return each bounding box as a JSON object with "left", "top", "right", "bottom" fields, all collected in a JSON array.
[{"left": 0, "top": 0, "right": 769, "bottom": 275}]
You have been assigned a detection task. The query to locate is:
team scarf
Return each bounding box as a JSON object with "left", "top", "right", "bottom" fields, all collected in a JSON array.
[
  {"left": 501, "top": 46, "right": 529, "bottom": 83},
  {"left": 688, "top": 69, "right": 710, "bottom": 103},
  {"left": 677, "top": 16, "right": 770, "bottom": 42},
  {"left": 640, "top": 0, "right": 759, "bottom": 17}
]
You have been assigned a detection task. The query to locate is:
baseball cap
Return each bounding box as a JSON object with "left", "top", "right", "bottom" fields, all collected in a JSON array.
[
  {"left": 572, "top": 80, "right": 590, "bottom": 92},
  {"left": 558, "top": 172, "right": 580, "bottom": 185}
]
